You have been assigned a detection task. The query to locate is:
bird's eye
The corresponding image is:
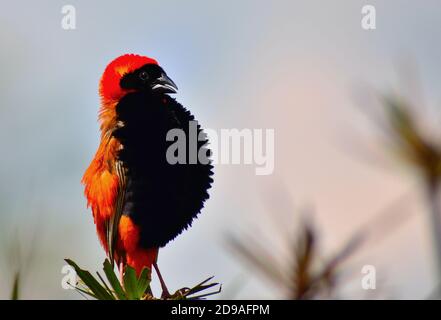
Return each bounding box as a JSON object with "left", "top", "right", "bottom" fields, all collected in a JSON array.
[{"left": 139, "top": 71, "right": 149, "bottom": 81}]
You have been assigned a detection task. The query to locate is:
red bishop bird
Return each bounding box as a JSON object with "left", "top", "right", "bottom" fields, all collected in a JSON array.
[{"left": 82, "top": 54, "right": 213, "bottom": 297}]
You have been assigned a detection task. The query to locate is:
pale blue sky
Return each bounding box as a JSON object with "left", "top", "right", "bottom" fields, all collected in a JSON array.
[{"left": 1, "top": 0, "right": 441, "bottom": 298}]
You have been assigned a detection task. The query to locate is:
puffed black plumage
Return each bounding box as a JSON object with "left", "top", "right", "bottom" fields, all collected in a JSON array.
[{"left": 112, "top": 91, "right": 213, "bottom": 248}]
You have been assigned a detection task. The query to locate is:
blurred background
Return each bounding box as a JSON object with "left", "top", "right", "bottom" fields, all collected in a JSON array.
[{"left": 1, "top": 0, "right": 441, "bottom": 299}]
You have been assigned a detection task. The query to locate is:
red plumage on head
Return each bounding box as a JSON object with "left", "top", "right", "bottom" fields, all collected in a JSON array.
[{"left": 99, "top": 54, "right": 158, "bottom": 102}]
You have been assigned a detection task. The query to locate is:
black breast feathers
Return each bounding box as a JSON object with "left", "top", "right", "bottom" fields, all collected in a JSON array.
[{"left": 112, "top": 92, "right": 213, "bottom": 248}]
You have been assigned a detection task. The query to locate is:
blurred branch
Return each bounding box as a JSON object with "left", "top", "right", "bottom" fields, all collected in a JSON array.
[
  {"left": 228, "top": 217, "right": 363, "bottom": 299},
  {"left": 371, "top": 90, "right": 441, "bottom": 293},
  {"left": 10, "top": 272, "right": 19, "bottom": 300}
]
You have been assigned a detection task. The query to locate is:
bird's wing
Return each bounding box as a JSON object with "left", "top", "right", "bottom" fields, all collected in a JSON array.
[{"left": 105, "top": 159, "right": 127, "bottom": 265}]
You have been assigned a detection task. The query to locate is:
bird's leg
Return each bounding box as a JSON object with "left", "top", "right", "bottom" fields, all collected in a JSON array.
[{"left": 153, "top": 262, "right": 171, "bottom": 299}]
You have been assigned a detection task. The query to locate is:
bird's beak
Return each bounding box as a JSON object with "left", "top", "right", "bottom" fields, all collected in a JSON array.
[{"left": 151, "top": 73, "right": 178, "bottom": 94}]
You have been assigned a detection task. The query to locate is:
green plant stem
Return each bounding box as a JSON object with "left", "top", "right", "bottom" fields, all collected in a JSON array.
[
  {"left": 425, "top": 180, "right": 441, "bottom": 294},
  {"left": 10, "top": 272, "right": 19, "bottom": 300}
]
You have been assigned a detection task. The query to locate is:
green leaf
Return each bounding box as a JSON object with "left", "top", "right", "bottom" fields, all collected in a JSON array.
[
  {"left": 65, "top": 259, "right": 115, "bottom": 300},
  {"left": 137, "top": 267, "right": 151, "bottom": 296},
  {"left": 123, "top": 266, "right": 139, "bottom": 299},
  {"left": 96, "top": 271, "right": 116, "bottom": 299},
  {"left": 103, "top": 259, "right": 127, "bottom": 300},
  {"left": 186, "top": 285, "right": 222, "bottom": 300},
  {"left": 184, "top": 276, "right": 216, "bottom": 296},
  {"left": 75, "top": 285, "right": 98, "bottom": 299}
]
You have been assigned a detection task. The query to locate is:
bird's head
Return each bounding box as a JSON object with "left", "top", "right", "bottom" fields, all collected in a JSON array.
[{"left": 99, "top": 53, "right": 178, "bottom": 103}]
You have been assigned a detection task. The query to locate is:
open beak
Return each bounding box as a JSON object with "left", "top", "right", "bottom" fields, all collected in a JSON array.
[{"left": 151, "top": 73, "right": 178, "bottom": 94}]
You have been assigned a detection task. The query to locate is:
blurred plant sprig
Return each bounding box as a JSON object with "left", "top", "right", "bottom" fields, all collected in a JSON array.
[
  {"left": 64, "top": 258, "right": 221, "bottom": 300},
  {"left": 229, "top": 219, "right": 363, "bottom": 299},
  {"left": 378, "top": 93, "right": 441, "bottom": 294}
]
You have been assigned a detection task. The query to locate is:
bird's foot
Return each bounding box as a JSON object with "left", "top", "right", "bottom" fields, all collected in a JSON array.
[
  {"left": 160, "top": 287, "right": 172, "bottom": 299},
  {"left": 153, "top": 262, "right": 171, "bottom": 299}
]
